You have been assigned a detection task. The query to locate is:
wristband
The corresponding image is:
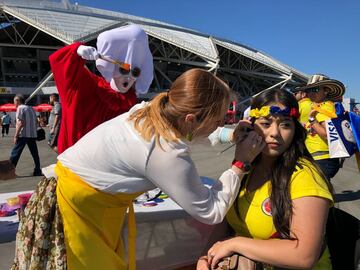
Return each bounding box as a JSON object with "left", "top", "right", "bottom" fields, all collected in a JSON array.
[
  {"left": 232, "top": 159, "right": 252, "bottom": 173},
  {"left": 308, "top": 117, "right": 316, "bottom": 123}
]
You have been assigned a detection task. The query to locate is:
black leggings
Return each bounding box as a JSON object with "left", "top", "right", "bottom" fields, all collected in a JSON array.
[
  {"left": 316, "top": 158, "right": 341, "bottom": 180},
  {"left": 2, "top": 124, "right": 9, "bottom": 135}
]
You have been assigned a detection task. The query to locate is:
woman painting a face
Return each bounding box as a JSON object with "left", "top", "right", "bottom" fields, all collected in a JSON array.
[
  {"left": 13, "top": 68, "right": 265, "bottom": 270},
  {"left": 198, "top": 88, "right": 333, "bottom": 270}
]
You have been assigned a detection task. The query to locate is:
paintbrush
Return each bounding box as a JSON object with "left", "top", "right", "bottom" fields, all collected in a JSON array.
[
  {"left": 216, "top": 125, "right": 253, "bottom": 156},
  {"left": 217, "top": 135, "right": 247, "bottom": 156},
  {"left": 98, "top": 54, "right": 131, "bottom": 71}
]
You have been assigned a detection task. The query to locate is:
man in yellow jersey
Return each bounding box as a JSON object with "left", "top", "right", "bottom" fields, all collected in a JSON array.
[
  {"left": 297, "top": 74, "right": 345, "bottom": 181},
  {"left": 293, "top": 88, "right": 312, "bottom": 126}
]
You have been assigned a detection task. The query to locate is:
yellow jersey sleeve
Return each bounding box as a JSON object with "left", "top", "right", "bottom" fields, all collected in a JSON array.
[
  {"left": 298, "top": 98, "right": 312, "bottom": 125},
  {"left": 290, "top": 160, "right": 333, "bottom": 203},
  {"left": 315, "top": 101, "right": 336, "bottom": 123}
]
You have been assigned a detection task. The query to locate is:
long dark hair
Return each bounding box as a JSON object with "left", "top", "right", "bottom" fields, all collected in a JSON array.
[{"left": 251, "top": 88, "right": 333, "bottom": 239}]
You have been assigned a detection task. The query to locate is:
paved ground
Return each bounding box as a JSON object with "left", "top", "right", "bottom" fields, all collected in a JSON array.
[{"left": 0, "top": 127, "right": 359, "bottom": 269}]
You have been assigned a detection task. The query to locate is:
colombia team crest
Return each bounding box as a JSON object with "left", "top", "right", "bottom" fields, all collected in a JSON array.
[{"left": 261, "top": 198, "right": 272, "bottom": 216}]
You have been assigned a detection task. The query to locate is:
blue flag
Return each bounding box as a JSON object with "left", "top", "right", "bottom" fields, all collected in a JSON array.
[{"left": 349, "top": 112, "right": 360, "bottom": 151}]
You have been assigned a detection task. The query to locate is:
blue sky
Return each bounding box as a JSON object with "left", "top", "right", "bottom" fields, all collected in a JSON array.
[{"left": 79, "top": 0, "right": 360, "bottom": 102}]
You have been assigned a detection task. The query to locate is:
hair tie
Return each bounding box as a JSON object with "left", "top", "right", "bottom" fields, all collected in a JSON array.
[{"left": 164, "top": 91, "right": 170, "bottom": 102}]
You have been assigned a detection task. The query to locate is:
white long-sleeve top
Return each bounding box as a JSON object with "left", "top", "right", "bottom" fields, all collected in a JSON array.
[{"left": 58, "top": 102, "right": 241, "bottom": 224}]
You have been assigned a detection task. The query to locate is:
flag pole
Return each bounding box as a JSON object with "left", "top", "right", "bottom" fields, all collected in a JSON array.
[{"left": 25, "top": 72, "right": 54, "bottom": 104}]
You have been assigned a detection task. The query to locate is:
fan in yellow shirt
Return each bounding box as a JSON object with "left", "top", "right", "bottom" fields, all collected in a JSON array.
[
  {"left": 305, "top": 100, "right": 336, "bottom": 160},
  {"left": 293, "top": 89, "right": 312, "bottom": 126},
  {"left": 198, "top": 88, "right": 334, "bottom": 270},
  {"left": 226, "top": 159, "right": 333, "bottom": 270},
  {"left": 299, "top": 74, "right": 345, "bottom": 181}
]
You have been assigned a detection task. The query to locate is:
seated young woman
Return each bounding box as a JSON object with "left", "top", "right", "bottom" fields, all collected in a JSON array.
[{"left": 198, "top": 88, "right": 333, "bottom": 270}]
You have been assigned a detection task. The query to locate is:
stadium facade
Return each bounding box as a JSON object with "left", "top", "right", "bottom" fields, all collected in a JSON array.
[{"left": 0, "top": 0, "right": 308, "bottom": 110}]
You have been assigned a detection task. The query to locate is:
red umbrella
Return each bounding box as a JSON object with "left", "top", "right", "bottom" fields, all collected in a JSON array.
[
  {"left": 0, "top": 103, "right": 16, "bottom": 112},
  {"left": 33, "top": 103, "right": 53, "bottom": 112}
]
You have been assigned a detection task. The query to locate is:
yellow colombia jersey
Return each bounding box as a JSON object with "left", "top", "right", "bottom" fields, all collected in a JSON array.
[
  {"left": 298, "top": 97, "right": 312, "bottom": 125},
  {"left": 305, "top": 101, "right": 336, "bottom": 160},
  {"left": 226, "top": 159, "right": 333, "bottom": 270}
]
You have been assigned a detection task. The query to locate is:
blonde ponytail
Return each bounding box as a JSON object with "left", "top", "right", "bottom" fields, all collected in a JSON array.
[
  {"left": 129, "top": 92, "right": 180, "bottom": 146},
  {"left": 129, "top": 68, "right": 230, "bottom": 148}
]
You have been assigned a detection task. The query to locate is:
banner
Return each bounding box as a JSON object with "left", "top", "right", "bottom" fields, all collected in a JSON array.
[
  {"left": 349, "top": 111, "right": 360, "bottom": 150},
  {"left": 0, "top": 87, "right": 11, "bottom": 94},
  {"left": 326, "top": 105, "right": 358, "bottom": 159},
  {"left": 326, "top": 120, "right": 351, "bottom": 158}
]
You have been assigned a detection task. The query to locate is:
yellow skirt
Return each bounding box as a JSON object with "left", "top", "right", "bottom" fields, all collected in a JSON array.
[{"left": 55, "top": 161, "right": 142, "bottom": 270}]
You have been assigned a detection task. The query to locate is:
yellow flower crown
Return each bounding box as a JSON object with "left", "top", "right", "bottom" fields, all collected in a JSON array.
[
  {"left": 249, "top": 106, "right": 270, "bottom": 118},
  {"left": 249, "top": 106, "right": 300, "bottom": 119}
]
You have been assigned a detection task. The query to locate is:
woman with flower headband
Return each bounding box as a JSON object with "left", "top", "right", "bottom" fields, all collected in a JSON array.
[{"left": 198, "top": 88, "right": 333, "bottom": 270}]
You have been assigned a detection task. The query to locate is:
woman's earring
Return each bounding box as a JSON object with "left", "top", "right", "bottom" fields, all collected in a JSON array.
[{"left": 186, "top": 133, "right": 193, "bottom": 141}]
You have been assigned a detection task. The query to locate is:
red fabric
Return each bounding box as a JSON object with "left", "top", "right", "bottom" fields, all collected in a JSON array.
[
  {"left": 49, "top": 42, "right": 137, "bottom": 154},
  {"left": 33, "top": 103, "right": 53, "bottom": 112}
]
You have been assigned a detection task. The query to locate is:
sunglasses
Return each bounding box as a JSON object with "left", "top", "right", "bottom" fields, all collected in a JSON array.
[
  {"left": 98, "top": 55, "right": 141, "bottom": 79},
  {"left": 305, "top": 87, "right": 320, "bottom": 93},
  {"left": 98, "top": 54, "right": 135, "bottom": 74},
  {"left": 119, "top": 66, "right": 141, "bottom": 78}
]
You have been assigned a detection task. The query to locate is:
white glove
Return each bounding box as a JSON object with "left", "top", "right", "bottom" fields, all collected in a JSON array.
[{"left": 77, "top": 45, "right": 99, "bottom": 60}]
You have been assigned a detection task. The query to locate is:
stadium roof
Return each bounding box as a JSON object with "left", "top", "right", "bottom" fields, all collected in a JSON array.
[{"left": 0, "top": 0, "right": 309, "bottom": 102}]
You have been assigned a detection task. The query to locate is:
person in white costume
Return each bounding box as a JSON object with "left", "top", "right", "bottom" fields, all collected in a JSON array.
[{"left": 50, "top": 24, "right": 154, "bottom": 154}]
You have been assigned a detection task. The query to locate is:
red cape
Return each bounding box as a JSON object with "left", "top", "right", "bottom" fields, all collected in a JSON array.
[{"left": 49, "top": 42, "right": 137, "bottom": 154}]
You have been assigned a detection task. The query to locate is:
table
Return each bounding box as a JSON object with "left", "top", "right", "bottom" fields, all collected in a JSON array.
[
  {"left": 0, "top": 191, "right": 32, "bottom": 243},
  {"left": 129, "top": 196, "right": 229, "bottom": 269},
  {"left": 0, "top": 178, "right": 230, "bottom": 270}
]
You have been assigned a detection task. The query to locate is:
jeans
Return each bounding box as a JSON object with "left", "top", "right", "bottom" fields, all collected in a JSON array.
[
  {"left": 10, "top": 137, "right": 41, "bottom": 173},
  {"left": 316, "top": 158, "right": 341, "bottom": 181},
  {"left": 48, "top": 125, "right": 60, "bottom": 148}
]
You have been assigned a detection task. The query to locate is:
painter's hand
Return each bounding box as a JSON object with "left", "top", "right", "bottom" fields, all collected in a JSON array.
[
  {"left": 234, "top": 130, "right": 265, "bottom": 163},
  {"left": 77, "top": 45, "right": 99, "bottom": 60},
  {"left": 233, "top": 120, "right": 253, "bottom": 143}
]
